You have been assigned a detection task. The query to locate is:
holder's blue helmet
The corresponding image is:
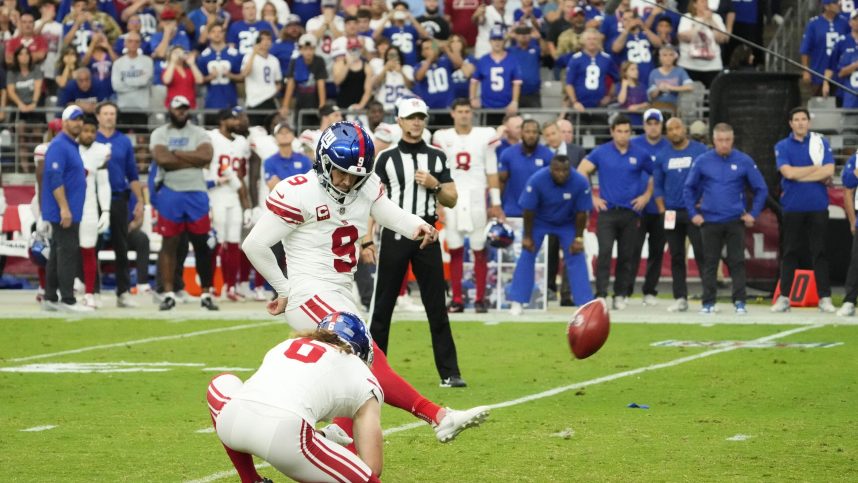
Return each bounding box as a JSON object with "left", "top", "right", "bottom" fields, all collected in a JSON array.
[{"left": 317, "top": 311, "right": 374, "bottom": 365}]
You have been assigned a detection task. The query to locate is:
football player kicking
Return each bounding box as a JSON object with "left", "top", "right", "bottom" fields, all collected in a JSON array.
[
  {"left": 208, "top": 312, "right": 383, "bottom": 483},
  {"left": 208, "top": 107, "right": 252, "bottom": 302},
  {"left": 432, "top": 98, "right": 504, "bottom": 313},
  {"left": 242, "top": 122, "right": 489, "bottom": 458}
]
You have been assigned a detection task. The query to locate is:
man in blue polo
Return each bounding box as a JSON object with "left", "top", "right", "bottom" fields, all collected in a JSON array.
[
  {"left": 837, "top": 151, "right": 858, "bottom": 316},
  {"left": 627, "top": 108, "right": 669, "bottom": 306},
  {"left": 683, "top": 122, "right": 768, "bottom": 315},
  {"left": 577, "top": 114, "right": 652, "bottom": 310},
  {"left": 96, "top": 101, "right": 144, "bottom": 308},
  {"left": 654, "top": 117, "right": 707, "bottom": 313},
  {"left": 498, "top": 119, "right": 555, "bottom": 217},
  {"left": 263, "top": 121, "right": 312, "bottom": 189},
  {"left": 771, "top": 107, "right": 836, "bottom": 313},
  {"left": 42, "top": 105, "right": 92, "bottom": 312},
  {"left": 508, "top": 154, "right": 594, "bottom": 315}
]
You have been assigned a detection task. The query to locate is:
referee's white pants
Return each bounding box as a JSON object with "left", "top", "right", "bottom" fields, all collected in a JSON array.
[{"left": 216, "top": 399, "right": 375, "bottom": 482}]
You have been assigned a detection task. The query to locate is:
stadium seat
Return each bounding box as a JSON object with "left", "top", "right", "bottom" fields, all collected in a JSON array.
[
  {"left": 808, "top": 96, "right": 843, "bottom": 133},
  {"left": 678, "top": 81, "right": 707, "bottom": 123}
]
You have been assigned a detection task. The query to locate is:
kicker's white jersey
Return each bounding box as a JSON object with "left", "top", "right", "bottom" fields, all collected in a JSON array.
[
  {"left": 432, "top": 127, "right": 499, "bottom": 189},
  {"left": 79, "top": 142, "right": 111, "bottom": 217},
  {"left": 265, "top": 171, "right": 383, "bottom": 292},
  {"left": 209, "top": 129, "right": 251, "bottom": 205},
  {"left": 234, "top": 337, "right": 383, "bottom": 424}
]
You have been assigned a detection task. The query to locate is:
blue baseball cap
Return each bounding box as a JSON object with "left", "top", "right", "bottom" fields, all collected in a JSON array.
[
  {"left": 822, "top": 0, "right": 838, "bottom": 5},
  {"left": 61, "top": 105, "right": 84, "bottom": 121}
]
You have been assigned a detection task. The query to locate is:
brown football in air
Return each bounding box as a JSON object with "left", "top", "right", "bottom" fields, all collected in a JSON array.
[{"left": 567, "top": 298, "right": 611, "bottom": 359}]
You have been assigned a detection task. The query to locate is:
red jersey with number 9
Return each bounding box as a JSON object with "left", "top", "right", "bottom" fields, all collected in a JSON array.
[{"left": 233, "top": 337, "right": 383, "bottom": 424}]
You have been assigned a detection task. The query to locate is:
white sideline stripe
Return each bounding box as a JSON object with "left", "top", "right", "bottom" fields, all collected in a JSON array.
[
  {"left": 185, "top": 324, "right": 823, "bottom": 483},
  {"left": 7, "top": 321, "right": 283, "bottom": 363},
  {"left": 20, "top": 425, "right": 57, "bottom": 432}
]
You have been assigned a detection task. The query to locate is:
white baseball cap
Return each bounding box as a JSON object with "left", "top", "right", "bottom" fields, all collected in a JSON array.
[
  {"left": 643, "top": 108, "right": 663, "bottom": 123},
  {"left": 170, "top": 95, "right": 191, "bottom": 109},
  {"left": 397, "top": 98, "right": 429, "bottom": 119},
  {"left": 61, "top": 105, "right": 84, "bottom": 121}
]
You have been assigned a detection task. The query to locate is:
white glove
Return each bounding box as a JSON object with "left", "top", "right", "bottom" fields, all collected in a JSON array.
[
  {"left": 243, "top": 208, "right": 253, "bottom": 228},
  {"left": 318, "top": 424, "right": 353, "bottom": 446},
  {"left": 97, "top": 211, "right": 111, "bottom": 234},
  {"left": 251, "top": 206, "right": 263, "bottom": 223},
  {"left": 36, "top": 217, "right": 51, "bottom": 237}
]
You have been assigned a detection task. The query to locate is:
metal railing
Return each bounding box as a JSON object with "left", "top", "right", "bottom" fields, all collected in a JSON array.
[{"left": 765, "top": 1, "right": 814, "bottom": 73}]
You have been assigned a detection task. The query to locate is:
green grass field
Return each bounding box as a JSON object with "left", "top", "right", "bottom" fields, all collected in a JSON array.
[{"left": 1, "top": 317, "right": 856, "bottom": 482}]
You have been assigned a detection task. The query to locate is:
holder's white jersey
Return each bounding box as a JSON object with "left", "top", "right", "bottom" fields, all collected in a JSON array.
[
  {"left": 209, "top": 129, "right": 251, "bottom": 205},
  {"left": 234, "top": 337, "right": 383, "bottom": 424},
  {"left": 432, "top": 127, "right": 499, "bottom": 190},
  {"left": 79, "top": 142, "right": 111, "bottom": 217}
]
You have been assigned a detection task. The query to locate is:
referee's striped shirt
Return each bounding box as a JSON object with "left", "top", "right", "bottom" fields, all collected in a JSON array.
[{"left": 375, "top": 139, "right": 453, "bottom": 220}]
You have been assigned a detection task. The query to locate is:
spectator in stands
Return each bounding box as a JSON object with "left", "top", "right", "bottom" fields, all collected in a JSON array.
[
  {"left": 802, "top": 2, "right": 849, "bottom": 95},
  {"left": 222, "top": 0, "right": 246, "bottom": 24},
  {"left": 565, "top": 28, "right": 619, "bottom": 113},
  {"left": 149, "top": 95, "right": 217, "bottom": 311},
  {"left": 448, "top": 34, "right": 475, "bottom": 100},
  {"left": 59, "top": 67, "right": 106, "bottom": 113},
  {"left": 552, "top": 4, "right": 586, "bottom": 62},
  {"left": 611, "top": 8, "right": 661, "bottom": 87},
  {"left": 577, "top": 115, "right": 653, "bottom": 310},
  {"left": 372, "top": 44, "right": 413, "bottom": 112},
  {"left": 331, "top": 42, "right": 373, "bottom": 111},
  {"left": 111, "top": 31, "right": 152, "bottom": 127},
  {"left": 726, "top": 0, "right": 762, "bottom": 66},
  {"left": 473, "top": 0, "right": 513, "bottom": 59},
  {"left": 198, "top": 21, "right": 242, "bottom": 116},
  {"left": 260, "top": 2, "right": 284, "bottom": 39},
  {"left": 42, "top": 105, "right": 90, "bottom": 312},
  {"left": 332, "top": 14, "right": 376, "bottom": 58},
  {"left": 114, "top": 14, "right": 153, "bottom": 56},
  {"left": 96, "top": 101, "right": 144, "bottom": 307},
  {"left": 263, "top": 121, "right": 312, "bottom": 189},
  {"left": 82, "top": 31, "right": 116, "bottom": 101},
  {"left": 509, "top": 24, "right": 542, "bottom": 108},
  {"left": 228, "top": 0, "right": 274, "bottom": 56},
  {"left": 544, "top": 119, "right": 585, "bottom": 167},
  {"left": 162, "top": 46, "right": 203, "bottom": 109},
  {"left": 189, "top": 0, "right": 231, "bottom": 47},
  {"left": 823, "top": 10, "right": 858, "bottom": 105},
  {"left": 374, "top": 1, "right": 430, "bottom": 67},
  {"left": 150, "top": 7, "right": 191, "bottom": 60},
  {"left": 7, "top": 46, "right": 43, "bottom": 123},
  {"left": 444, "top": 0, "right": 478, "bottom": 47},
  {"left": 771, "top": 107, "right": 836, "bottom": 314},
  {"left": 498, "top": 119, "right": 554, "bottom": 217},
  {"left": 256, "top": 0, "right": 292, "bottom": 26},
  {"left": 627, "top": 109, "right": 669, "bottom": 306},
  {"left": 0, "top": 8, "right": 14, "bottom": 45},
  {"left": 119, "top": 0, "right": 161, "bottom": 45},
  {"left": 617, "top": 62, "right": 649, "bottom": 126},
  {"left": 599, "top": 0, "right": 628, "bottom": 49},
  {"left": 654, "top": 117, "right": 707, "bottom": 313},
  {"left": 647, "top": 45, "right": 693, "bottom": 113},
  {"left": 271, "top": 14, "right": 303, "bottom": 74},
  {"left": 281, "top": 33, "right": 327, "bottom": 122},
  {"left": 654, "top": 16, "right": 676, "bottom": 46},
  {"left": 471, "top": 25, "right": 521, "bottom": 126},
  {"left": 36, "top": 2, "right": 64, "bottom": 94},
  {"left": 677, "top": 0, "right": 728, "bottom": 87},
  {"left": 418, "top": 0, "right": 450, "bottom": 40},
  {"left": 414, "top": 39, "right": 460, "bottom": 111},
  {"left": 356, "top": 6, "right": 373, "bottom": 36},
  {"left": 58, "top": 0, "right": 119, "bottom": 24},
  {"left": 5, "top": 13, "right": 47, "bottom": 66},
  {"left": 240, "top": 29, "right": 282, "bottom": 127},
  {"left": 306, "top": 0, "right": 343, "bottom": 70},
  {"left": 495, "top": 112, "right": 522, "bottom": 158},
  {"left": 62, "top": 0, "right": 121, "bottom": 56},
  {"left": 56, "top": 45, "right": 79, "bottom": 88},
  {"left": 683, "top": 122, "right": 768, "bottom": 314},
  {"left": 508, "top": 154, "right": 593, "bottom": 315}
]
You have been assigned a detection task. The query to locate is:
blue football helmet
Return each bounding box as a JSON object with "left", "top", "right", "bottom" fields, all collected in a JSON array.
[
  {"left": 29, "top": 232, "right": 50, "bottom": 266},
  {"left": 315, "top": 121, "right": 375, "bottom": 204},
  {"left": 317, "top": 311, "right": 374, "bottom": 365},
  {"left": 485, "top": 219, "right": 514, "bottom": 248}
]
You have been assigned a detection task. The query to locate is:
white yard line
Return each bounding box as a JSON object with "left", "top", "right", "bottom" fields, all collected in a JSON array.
[
  {"left": 6, "top": 321, "right": 283, "bottom": 363},
  {"left": 19, "top": 425, "right": 57, "bottom": 432},
  {"left": 185, "top": 324, "right": 824, "bottom": 483}
]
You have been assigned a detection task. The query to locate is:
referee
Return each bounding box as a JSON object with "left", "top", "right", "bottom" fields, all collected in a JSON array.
[{"left": 367, "top": 98, "right": 467, "bottom": 388}]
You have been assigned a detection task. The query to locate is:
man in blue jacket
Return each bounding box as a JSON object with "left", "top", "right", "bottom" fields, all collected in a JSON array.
[
  {"left": 42, "top": 105, "right": 93, "bottom": 312},
  {"left": 683, "top": 123, "right": 768, "bottom": 314}
]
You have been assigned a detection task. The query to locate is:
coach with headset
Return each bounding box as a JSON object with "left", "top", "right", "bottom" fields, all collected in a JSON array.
[{"left": 367, "top": 98, "right": 468, "bottom": 388}]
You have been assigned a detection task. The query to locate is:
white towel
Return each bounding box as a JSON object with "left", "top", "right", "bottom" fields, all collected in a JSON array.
[
  {"left": 809, "top": 132, "right": 825, "bottom": 166},
  {"left": 456, "top": 188, "right": 474, "bottom": 232}
]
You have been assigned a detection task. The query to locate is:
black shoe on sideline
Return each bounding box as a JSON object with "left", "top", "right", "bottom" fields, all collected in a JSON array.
[
  {"left": 473, "top": 300, "right": 489, "bottom": 313},
  {"left": 440, "top": 376, "right": 468, "bottom": 388},
  {"left": 447, "top": 301, "right": 465, "bottom": 313}
]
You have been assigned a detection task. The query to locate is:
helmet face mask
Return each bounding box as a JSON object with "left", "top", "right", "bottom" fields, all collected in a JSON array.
[
  {"left": 315, "top": 122, "right": 376, "bottom": 205},
  {"left": 317, "top": 311, "right": 374, "bottom": 366}
]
